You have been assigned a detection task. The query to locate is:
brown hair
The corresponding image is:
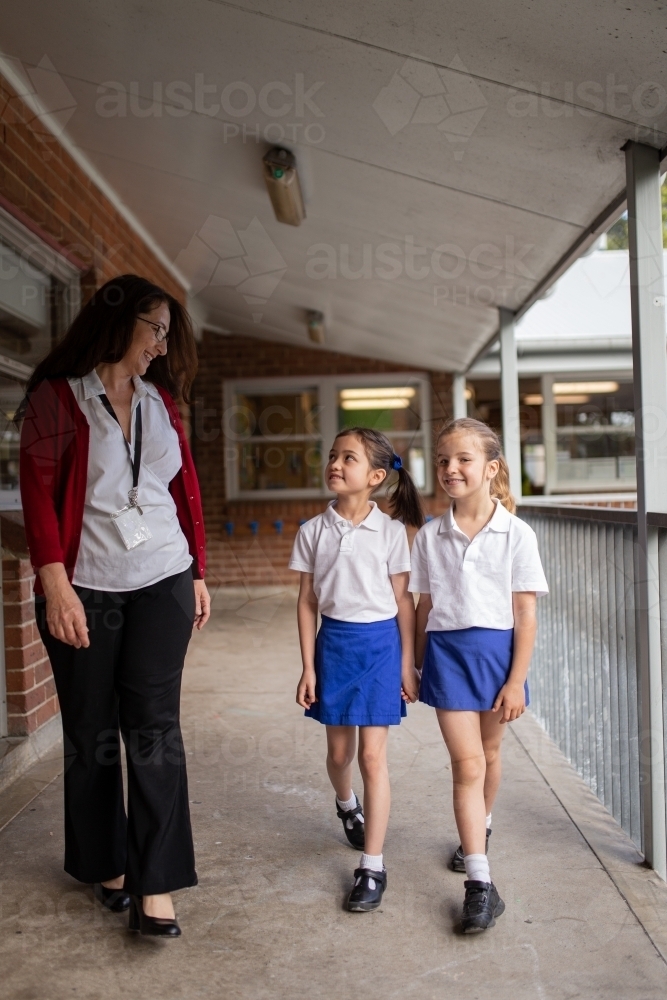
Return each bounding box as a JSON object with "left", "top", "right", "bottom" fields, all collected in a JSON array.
[
  {"left": 436, "top": 417, "right": 516, "bottom": 514},
  {"left": 18, "top": 274, "right": 198, "bottom": 417},
  {"left": 334, "top": 426, "right": 425, "bottom": 527}
]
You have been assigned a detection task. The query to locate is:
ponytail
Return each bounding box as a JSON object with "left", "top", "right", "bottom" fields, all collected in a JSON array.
[
  {"left": 436, "top": 417, "right": 516, "bottom": 514},
  {"left": 334, "top": 426, "right": 425, "bottom": 527},
  {"left": 391, "top": 464, "right": 426, "bottom": 527}
]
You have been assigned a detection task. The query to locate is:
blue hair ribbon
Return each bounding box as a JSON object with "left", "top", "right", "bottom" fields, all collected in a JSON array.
[{"left": 392, "top": 454, "right": 403, "bottom": 471}]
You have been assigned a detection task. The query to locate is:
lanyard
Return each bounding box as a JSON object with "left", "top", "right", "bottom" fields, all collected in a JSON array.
[{"left": 98, "top": 394, "right": 143, "bottom": 504}]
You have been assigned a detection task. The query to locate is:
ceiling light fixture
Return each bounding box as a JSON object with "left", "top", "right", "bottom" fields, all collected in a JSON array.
[
  {"left": 523, "top": 394, "right": 544, "bottom": 405},
  {"left": 307, "top": 309, "right": 325, "bottom": 345},
  {"left": 263, "top": 147, "right": 306, "bottom": 226},
  {"left": 340, "top": 387, "right": 416, "bottom": 400},
  {"left": 552, "top": 381, "right": 619, "bottom": 395},
  {"left": 554, "top": 394, "right": 590, "bottom": 404}
]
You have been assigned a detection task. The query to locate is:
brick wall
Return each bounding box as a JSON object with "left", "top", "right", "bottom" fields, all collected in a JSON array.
[
  {"left": 192, "top": 332, "right": 453, "bottom": 589},
  {"left": 193, "top": 331, "right": 453, "bottom": 540},
  {"left": 3, "top": 556, "right": 53, "bottom": 737},
  {"left": 0, "top": 74, "right": 183, "bottom": 300}
]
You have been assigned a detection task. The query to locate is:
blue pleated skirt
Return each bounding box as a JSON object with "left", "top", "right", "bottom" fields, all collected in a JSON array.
[
  {"left": 305, "top": 615, "right": 407, "bottom": 727},
  {"left": 419, "top": 627, "right": 528, "bottom": 712}
]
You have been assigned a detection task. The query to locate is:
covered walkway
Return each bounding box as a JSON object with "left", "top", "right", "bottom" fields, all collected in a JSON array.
[{"left": 2, "top": 590, "right": 667, "bottom": 999}]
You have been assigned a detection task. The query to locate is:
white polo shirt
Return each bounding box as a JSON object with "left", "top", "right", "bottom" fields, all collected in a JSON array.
[
  {"left": 409, "top": 500, "right": 548, "bottom": 631},
  {"left": 289, "top": 501, "right": 411, "bottom": 623}
]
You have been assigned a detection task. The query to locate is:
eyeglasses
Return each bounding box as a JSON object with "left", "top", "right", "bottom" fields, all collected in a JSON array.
[{"left": 137, "top": 316, "right": 169, "bottom": 343}]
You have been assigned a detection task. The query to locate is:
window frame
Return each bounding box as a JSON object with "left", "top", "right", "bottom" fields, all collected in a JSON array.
[
  {"left": 223, "top": 371, "right": 432, "bottom": 500},
  {"left": 0, "top": 205, "right": 82, "bottom": 508}
]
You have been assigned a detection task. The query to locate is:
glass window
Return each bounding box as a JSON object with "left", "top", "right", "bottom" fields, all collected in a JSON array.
[
  {"left": 231, "top": 389, "right": 322, "bottom": 492},
  {"left": 554, "top": 381, "right": 635, "bottom": 489},
  {"left": 337, "top": 384, "right": 427, "bottom": 488},
  {"left": 0, "top": 239, "right": 69, "bottom": 368}
]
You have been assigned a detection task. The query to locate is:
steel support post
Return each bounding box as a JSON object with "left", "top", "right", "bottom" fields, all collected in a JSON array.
[
  {"left": 626, "top": 140, "right": 667, "bottom": 880},
  {"left": 0, "top": 519, "right": 6, "bottom": 737},
  {"left": 452, "top": 374, "right": 467, "bottom": 420},
  {"left": 499, "top": 308, "right": 522, "bottom": 499}
]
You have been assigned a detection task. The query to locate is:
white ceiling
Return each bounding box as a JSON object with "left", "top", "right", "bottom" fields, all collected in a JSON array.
[{"left": 1, "top": 0, "right": 666, "bottom": 371}]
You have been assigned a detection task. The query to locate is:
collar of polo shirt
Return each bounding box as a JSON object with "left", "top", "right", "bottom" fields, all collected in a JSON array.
[
  {"left": 81, "top": 370, "right": 162, "bottom": 402},
  {"left": 438, "top": 498, "right": 511, "bottom": 535},
  {"left": 322, "top": 499, "right": 383, "bottom": 531}
]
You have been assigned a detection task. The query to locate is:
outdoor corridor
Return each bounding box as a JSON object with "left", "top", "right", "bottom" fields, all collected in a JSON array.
[{"left": 2, "top": 589, "right": 667, "bottom": 1000}]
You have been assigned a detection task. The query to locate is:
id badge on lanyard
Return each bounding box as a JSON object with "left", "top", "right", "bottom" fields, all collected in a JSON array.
[{"left": 99, "top": 394, "right": 153, "bottom": 551}]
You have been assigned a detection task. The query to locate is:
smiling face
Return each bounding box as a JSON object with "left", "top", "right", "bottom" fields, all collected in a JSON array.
[
  {"left": 122, "top": 301, "right": 170, "bottom": 377},
  {"left": 325, "top": 434, "right": 387, "bottom": 498},
  {"left": 436, "top": 430, "right": 499, "bottom": 502}
]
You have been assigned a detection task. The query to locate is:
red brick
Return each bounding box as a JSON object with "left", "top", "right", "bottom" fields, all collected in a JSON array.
[
  {"left": 5, "top": 666, "right": 34, "bottom": 692},
  {"left": 34, "top": 656, "right": 53, "bottom": 685}
]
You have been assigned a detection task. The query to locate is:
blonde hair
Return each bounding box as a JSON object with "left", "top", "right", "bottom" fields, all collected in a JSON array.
[{"left": 436, "top": 417, "right": 516, "bottom": 514}]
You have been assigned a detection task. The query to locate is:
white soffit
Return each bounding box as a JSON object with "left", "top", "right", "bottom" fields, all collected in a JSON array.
[{"left": 0, "top": 1, "right": 665, "bottom": 370}]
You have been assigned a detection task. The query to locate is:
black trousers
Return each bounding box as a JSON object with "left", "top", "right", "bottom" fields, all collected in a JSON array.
[{"left": 36, "top": 568, "right": 197, "bottom": 895}]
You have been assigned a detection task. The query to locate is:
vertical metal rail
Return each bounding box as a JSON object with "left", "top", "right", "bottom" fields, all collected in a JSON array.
[
  {"left": 520, "top": 506, "right": 643, "bottom": 849},
  {"left": 625, "top": 140, "right": 667, "bottom": 880}
]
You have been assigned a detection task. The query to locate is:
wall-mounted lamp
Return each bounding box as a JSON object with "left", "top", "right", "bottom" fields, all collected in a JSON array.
[
  {"left": 263, "top": 147, "right": 306, "bottom": 226},
  {"left": 307, "top": 309, "right": 325, "bottom": 345}
]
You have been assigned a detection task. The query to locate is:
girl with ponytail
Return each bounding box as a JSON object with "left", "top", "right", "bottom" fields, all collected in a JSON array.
[
  {"left": 409, "top": 417, "right": 548, "bottom": 934},
  {"left": 289, "top": 427, "right": 423, "bottom": 913}
]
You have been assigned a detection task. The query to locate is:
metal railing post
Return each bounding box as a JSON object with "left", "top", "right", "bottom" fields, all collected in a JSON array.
[
  {"left": 625, "top": 140, "right": 667, "bottom": 880},
  {"left": 452, "top": 374, "right": 467, "bottom": 420},
  {"left": 499, "top": 308, "right": 522, "bottom": 498}
]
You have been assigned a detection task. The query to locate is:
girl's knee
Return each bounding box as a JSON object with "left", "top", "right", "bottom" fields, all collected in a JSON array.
[
  {"left": 451, "top": 754, "right": 486, "bottom": 788},
  {"left": 483, "top": 743, "right": 501, "bottom": 767},
  {"left": 358, "top": 745, "right": 387, "bottom": 776},
  {"left": 327, "top": 747, "right": 355, "bottom": 770}
]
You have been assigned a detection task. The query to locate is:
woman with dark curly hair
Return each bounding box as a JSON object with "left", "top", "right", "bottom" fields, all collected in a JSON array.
[{"left": 20, "top": 274, "right": 209, "bottom": 937}]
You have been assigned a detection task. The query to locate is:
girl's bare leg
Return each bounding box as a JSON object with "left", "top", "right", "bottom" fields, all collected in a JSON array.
[
  {"left": 357, "top": 726, "right": 390, "bottom": 856},
  {"left": 325, "top": 725, "right": 357, "bottom": 801},
  {"left": 435, "top": 710, "right": 487, "bottom": 856},
  {"left": 480, "top": 708, "right": 507, "bottom": 817}
]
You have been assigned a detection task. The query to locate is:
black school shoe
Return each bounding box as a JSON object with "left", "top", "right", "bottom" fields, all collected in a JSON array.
[
  {"left": 336, "top": 795, "right": 365, "bottom": 850},
  {"left": 460, "top": 880, "right": 505, "bottom": 933},
  {"left": 450, "top": 828, "right": 491, "bottom": 872},
  {"left": 346, "top": 867, "right": 387, "bottom": 912}
]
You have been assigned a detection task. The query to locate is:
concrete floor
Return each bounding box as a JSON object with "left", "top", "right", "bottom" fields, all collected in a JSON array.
[{"left": 2, "top": 589, "right": 667, "bottom": 1000}]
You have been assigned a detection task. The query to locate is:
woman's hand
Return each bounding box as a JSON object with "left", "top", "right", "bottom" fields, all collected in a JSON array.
[
  {"left": 193, "top": 580, "right": 211, "bottom": 630},
  {"left": 39, "top": 563, "right": 90, "bottom": 648},
  {"left": 296, "top": 669, "right": 317, "bottom": 709},
  {"left": 401, "top": 663, "right": 420, "bottom": 703},
  {"left": 492, "top": 680, "right": 526, "bottom": 724}
]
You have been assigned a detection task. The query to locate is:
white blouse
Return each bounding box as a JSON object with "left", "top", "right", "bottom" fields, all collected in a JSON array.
[
  {"left": 69, "top": 371, "right": 192, "bottom": 592},
  {"left": 289, "top": 501, "right": 411, "bottom": 622},
  {"left": 409, "top": 500, "right": 548, "bottom": 631}
]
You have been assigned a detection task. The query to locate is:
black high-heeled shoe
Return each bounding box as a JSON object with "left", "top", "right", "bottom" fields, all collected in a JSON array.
[
  {"left": 93, "top": 883, "right": 130, "bottom": 912},
  {"left": 128, "top": 895, "right": 181, "bottom": 937}
]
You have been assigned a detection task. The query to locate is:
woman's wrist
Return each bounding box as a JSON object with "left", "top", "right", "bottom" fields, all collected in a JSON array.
[{"left": 38, "top": 562, "right": 72, "bottom": 597}]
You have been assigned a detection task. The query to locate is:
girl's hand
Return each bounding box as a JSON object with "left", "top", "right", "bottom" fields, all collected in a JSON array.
[
  {"left": 296, "top": 670, "right": 317, "bottom": 709},
  {"left": 193, "top": 580, "right": 211, "bottom": 630},
  {"left": 492, "top": 680, "right": 526, "bottom": 723},
  {"left": 401, "top": 664, "right": 420, "bottom": 703}
]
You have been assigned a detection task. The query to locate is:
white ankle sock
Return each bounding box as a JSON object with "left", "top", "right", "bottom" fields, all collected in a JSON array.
[
  {"left": 486, "top": 813, "right": 492, "bottom": 829},
  {"left": 359, "top": 852, "right": 384, "bottom": 873},
  {"left": 336, "top": 792, "right": 358, "bottom": 813},
  {"left": 464, "top": 853, "right": 490, "bottom": 884}
]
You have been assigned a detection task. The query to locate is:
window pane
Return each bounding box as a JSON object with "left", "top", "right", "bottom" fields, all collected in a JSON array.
[
  {"left": 0, "top": 241, "right": 66, "bottom": 367},
  {"left": 338, "top": 385, "right": 421, "bottom": 433},
  {"left": 238, "top": 441, "right": 322, "bottom": 491},
  {"left": 0, "top": 376, "right": 23, "bottom": 504},
  {"left": 236, "top": 390, "right": 320, "bottom": 437}
]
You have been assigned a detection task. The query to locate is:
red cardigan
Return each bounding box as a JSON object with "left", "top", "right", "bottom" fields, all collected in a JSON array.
[{"left": 20, "top": 378, "right": 206, "bottom": 596}]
